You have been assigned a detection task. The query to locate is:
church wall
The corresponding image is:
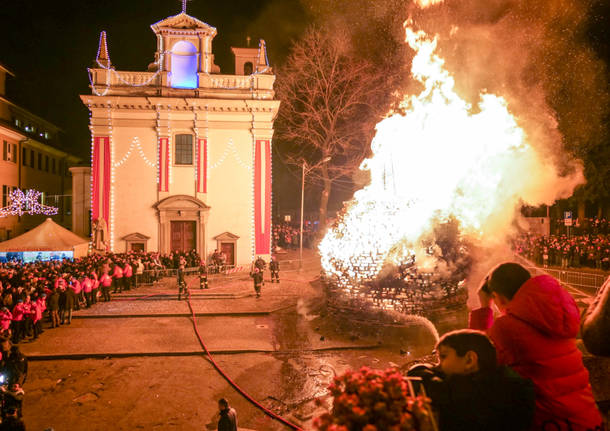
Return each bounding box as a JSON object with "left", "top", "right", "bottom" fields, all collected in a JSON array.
[
  {"left": 110, "top": 125, "right": 159, "bottom": 252},
  {"left": 204, "top": 127, "right": 255, "bottom": 265}
]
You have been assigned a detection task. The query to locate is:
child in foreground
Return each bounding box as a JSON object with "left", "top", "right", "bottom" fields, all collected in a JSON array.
[{"left": 408, "top": 329, "right": 535, "bottom": 431}]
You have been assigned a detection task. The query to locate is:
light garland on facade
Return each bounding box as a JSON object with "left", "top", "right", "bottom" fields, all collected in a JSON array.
[
  {"left": 209, "top": 139, "right": 252, "bottom": 171},
  {"left": 193, "top": 108, "right": 199, "bottom": 192},
  {"left": 269, "top": 139, "right": 273, "bottom": 255},
  {"left": 167, "top": 110, "right": 173, "bottom": 185},
  {"left": 87, "top": 104, "right": 94, "bottom": 252},
  {"left": 113, "top": 137, "right": 157, "bottom": 168},
  {"left": 249, "top": 103, "right": 256, "bottom": 260},
  {"left": 108, "top": 101, "right": 115, "bottom": 251},
  {"left": 155, "top": 104, "right": 162, "bottom": 186},
  {"left": 0, "top": 189, "right": 58, "bottom": 217}
]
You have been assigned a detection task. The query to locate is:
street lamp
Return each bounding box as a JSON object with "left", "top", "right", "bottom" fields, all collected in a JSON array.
[{"left": 300, "top": 156, "right": 331, "bottom": 269}]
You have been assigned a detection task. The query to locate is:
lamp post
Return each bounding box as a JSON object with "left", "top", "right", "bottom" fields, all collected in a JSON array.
[{"left": 300, "top": 156, "right": 331, "bottom": 269}]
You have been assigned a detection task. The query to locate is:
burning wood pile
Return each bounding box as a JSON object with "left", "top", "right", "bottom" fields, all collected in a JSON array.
[{"left": 319, "top": 19, "right": 583, "bottom": 320}]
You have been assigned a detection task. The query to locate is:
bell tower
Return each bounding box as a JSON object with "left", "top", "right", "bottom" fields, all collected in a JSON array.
[{"left": 150, "top": 11, "right": 219, "bottom": 88}]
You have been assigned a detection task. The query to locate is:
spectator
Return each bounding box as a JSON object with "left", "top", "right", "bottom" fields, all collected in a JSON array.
[
  {"left": 46, "top": 289, "right": 60, "bottom": 329},
  {"left": 0, "top": 336, "right": 27, "bottom": 387},
  {"left": 408, "top": 329, "right": 535, "bottom": 431},
  {"left": 217, "top": 398, "right": 237, "bottom": 431},
  {"left": 470, "top": 263, "right": 603, "bottom": 430},
  {"left": 0, "top": 406, "right": 25, "bottom": 430}
]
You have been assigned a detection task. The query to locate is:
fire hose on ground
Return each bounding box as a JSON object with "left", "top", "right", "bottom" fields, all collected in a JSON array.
[
  {"left": 108, "top": 272, "right": 308, "bottom": 429},
  {"left": 182, "top": 280, "right": 304, "bottom": 431}
]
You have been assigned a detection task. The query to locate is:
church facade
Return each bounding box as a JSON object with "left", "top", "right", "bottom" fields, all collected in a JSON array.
[{"left": 81, "top": 11, "right": 279, "bottom": 266}]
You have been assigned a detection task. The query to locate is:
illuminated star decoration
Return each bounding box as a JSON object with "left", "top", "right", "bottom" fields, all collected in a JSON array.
[{"left": 0, "top": 189, "right": 59, "bottom": 217}]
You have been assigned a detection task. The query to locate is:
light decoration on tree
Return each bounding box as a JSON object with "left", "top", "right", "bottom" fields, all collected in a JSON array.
[{"left": 0, "top": 189, "right": 58, "bottom": 217}]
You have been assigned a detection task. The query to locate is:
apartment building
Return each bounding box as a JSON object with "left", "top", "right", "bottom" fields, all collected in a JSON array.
[{"left": 0, "top": 63, "right": 81, "bottom": 240}]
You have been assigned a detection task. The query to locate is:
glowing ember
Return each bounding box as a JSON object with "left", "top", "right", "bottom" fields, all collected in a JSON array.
[
  {"left": 319, "top": 24, "right": 583, "bottom": 292},
  {"left": 414, "top": 0, "right": 444, "bottom": 8}
]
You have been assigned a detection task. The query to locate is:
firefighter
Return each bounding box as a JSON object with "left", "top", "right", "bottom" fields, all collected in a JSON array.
[
  {"left": 199, "top": 262, "right": 209, "bottom": 289},
  {"left": 177, "top": 256, "right": 187, "bottom": 300},
  {"left": 269, "top": 256, "right": 280, "bottom": 283},
  {"left": 251, "top": 268, "right": 263, "bottom": 298}
]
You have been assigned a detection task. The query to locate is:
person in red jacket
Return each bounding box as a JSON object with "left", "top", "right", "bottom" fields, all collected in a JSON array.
[
  {"left": 99, "top": 270, "right": 112, "bottom": 302},
  {"left": 31, "top": 295, "right": 45, "bottom": 339},
  {"left": 0, "top": 307, "right": 12, "bottom": 337},
  {"left": 123, "top": 261, "right": 133, "bottom": 291},
  {"left": 111, "top": 263, "right": 123, "bottom": 294},
  {"left": 70, "top": 275, "right": 82, "bottom": 311},
  {"left": 470, "top": 262, "right": 602, "bottom": 431},
  {"left": 81, "top": 274, "right": 93, "bottom": 308},
  {"left": 10, "top": 300, "right": 26, "bottom": 344}
]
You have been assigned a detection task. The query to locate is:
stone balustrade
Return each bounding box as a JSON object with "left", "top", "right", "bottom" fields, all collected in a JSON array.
[{"left": 90, "top": 68, "right": 275, "bottom": 93}]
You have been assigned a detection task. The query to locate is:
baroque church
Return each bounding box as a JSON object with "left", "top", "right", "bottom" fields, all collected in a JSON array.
[{"left": 80, "top": 9, "right": 279, "bottom": 266}]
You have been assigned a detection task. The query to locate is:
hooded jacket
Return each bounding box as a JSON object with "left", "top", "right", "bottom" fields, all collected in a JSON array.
[{"left": 470, "top": 275, "right": 602, "bottom": 431}]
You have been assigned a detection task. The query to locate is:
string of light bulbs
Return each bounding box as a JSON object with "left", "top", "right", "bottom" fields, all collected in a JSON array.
[
  {"left": 113, "top": 137, "right": 157, "bottom": 168},
  {"left": 209, "top": 139, "right": 252, "bottom": 171}
]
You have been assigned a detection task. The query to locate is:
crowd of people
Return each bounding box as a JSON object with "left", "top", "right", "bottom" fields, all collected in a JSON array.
[
  {"left": 0, "top": 249, "right": 213, "bottom": 426},
  {"left": 554, "top": 216, "right": 609, "bottom": 236},
  {"left": 272, "top": 221, "right": 318, "bottom": 251},
  {"left": 514, "top": 233, "right": 610, "bottom": 270},
  {"left": 512, "top": 216, "right": 610, "bottom": 271}
]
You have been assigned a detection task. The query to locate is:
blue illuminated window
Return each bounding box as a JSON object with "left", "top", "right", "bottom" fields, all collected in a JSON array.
[{"left": 170, "top": 41, "right": 199, "bottom": 89}]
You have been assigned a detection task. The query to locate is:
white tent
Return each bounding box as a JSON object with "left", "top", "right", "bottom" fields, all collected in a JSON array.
[{"left": 0, "top": 218, "right": 89, "bottom": 258}]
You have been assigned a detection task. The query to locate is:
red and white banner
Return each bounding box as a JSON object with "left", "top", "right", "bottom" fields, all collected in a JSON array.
[
  {"left": 254, "top": 139, "right": 271, "bottom": 255},
  {"left": 196, "top": 138, "right": 207, "bottom": 193},
  {"left": 158, "top": 137, "right": 169, "bottom": 192},
  {"left": 224, "top": 266, "right": 244, "bottom": 274},
  {"left": 92, "top": 136, "right": 110, "bottom": 223}
]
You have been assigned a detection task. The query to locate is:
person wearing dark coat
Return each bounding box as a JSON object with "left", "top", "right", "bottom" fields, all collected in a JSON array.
[
  {"left": 198, "top": 263, "right": 209, "bottom": 289},
  {"left": 269, "top": 257, "right": 279, "bottom": 283},
  {"left": 251, "top": 269, "right": 263, "bottom": 298},
  {"left": 408, "top": 329, "right": 535, "bottom": 431},
  {"left": 46, "top": 289, "right": 60, "bottom": 328},
  {"left": 59, "top": 286, "right": 75, "bottom": 325},
  {"left": 217, "top": 398, "right": 237, "bottom": 431},
  {"left": 0, "top": 337, "right": 27, "bottom": 387}
]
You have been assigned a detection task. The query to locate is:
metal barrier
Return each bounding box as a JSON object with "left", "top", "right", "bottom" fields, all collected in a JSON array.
[{"left": 522, "top": 265, "right": 607, "bottom": 293}]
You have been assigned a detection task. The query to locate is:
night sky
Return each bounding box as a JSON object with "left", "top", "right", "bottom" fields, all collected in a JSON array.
[{"left": 1, "top": 0, "right": 608, "bottom": 213}]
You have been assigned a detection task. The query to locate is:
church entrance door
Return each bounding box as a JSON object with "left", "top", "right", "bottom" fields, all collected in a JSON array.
[
  {"left": 220, "top": 242, "right": 235, "bottom": 266},
  {"left": 170, "top": 221, "right": 196, "bottom": 252}
]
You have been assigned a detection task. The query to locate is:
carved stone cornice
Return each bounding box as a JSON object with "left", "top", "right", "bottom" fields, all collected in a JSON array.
[{"left": 81, "top": 95, "right": 279, "bottom": 114}]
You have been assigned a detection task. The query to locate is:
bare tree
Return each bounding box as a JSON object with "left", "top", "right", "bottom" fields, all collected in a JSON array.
[{"left": 275, "top": 27, "right": 390, "bottom": 225}]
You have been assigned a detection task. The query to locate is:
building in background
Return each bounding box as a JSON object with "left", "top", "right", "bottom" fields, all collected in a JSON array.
[
  {"left": 81, "top": 10, "right": 279, "bottom": 265},
  {"left": 0, "top": 63, "right": 81, "bottom": 241}
]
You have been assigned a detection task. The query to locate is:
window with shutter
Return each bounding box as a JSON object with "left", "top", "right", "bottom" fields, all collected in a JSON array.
[{"left": 174, "top": 134, "right": 193, "bottom": 165}]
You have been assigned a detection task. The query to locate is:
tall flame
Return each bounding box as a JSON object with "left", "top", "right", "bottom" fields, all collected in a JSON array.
[{"left": 319, "top": 25, "right": 583, "bottom": 288}]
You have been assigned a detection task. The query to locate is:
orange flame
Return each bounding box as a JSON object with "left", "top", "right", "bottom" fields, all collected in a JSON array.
[{"left": 319, "top": 24, "right": 583, "bottom": 287}]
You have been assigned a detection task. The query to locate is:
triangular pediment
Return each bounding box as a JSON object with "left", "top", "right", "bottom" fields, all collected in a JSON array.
[
  {"left": 151, "top": 12, "right": 217, "bottom": 34},
  {"left": 213, "top": 231, "right": 240, "bottom": 241},
  {"left": 122, "top": 232, "right": 150, "bottom": 241}
]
